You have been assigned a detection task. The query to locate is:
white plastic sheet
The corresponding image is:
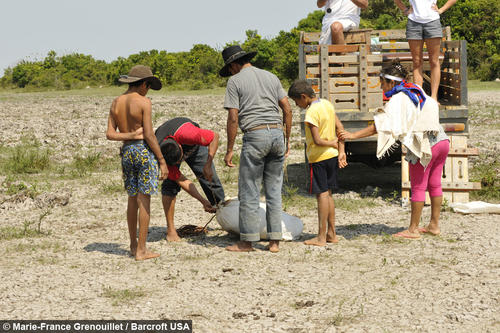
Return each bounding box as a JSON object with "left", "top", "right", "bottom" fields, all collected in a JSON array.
[
  {"left": 216, "top": 199, "right": 303, "bottom": 240},
  {"left": 450, "top": 201, "right": 500, "bottom": 214}
]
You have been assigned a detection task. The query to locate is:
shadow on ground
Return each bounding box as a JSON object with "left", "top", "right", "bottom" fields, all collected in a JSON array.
[
  {"left": 336, "top": 224, "right": 405, "bottom": 240},
  {"left": 285, "top": 161, "right": 401, "bottom": 199},
  {"left": 83, "top": 243, "right": 130, "bottom": 257}
]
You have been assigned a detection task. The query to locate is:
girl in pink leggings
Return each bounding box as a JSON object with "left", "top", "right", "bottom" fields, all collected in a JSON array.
[{"left": 340, "top": 59, "right": 449, "bottom": 239}]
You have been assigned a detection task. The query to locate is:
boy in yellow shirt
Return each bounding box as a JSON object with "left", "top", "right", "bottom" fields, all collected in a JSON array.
[{"left": 288, "top": 80, "right": 347, "bottom": 246}]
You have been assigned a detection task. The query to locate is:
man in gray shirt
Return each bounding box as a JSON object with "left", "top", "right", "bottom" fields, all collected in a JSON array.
[{"left": 220, "top": 45, "right": 292, "bottom": 253}]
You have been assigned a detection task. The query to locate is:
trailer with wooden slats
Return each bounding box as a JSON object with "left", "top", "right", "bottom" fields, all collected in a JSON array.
[{"left": 298, "top": 28, "right": 479, "bottom": 203}]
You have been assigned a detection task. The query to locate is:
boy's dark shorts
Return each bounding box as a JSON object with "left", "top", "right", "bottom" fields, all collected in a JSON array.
[
  {"left": 161, "top": 179, "right": 181, "bottom": 197},
  {"left": 309, "top": 156, "right": 338, "bottom": 194}
]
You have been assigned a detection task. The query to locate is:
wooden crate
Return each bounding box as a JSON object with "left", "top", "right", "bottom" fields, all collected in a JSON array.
[
  {"left": 371, "top": 27, "right": 451, "bottom": 85},
  {"left": 299, "top": 30, "right": 383, "bottom": 113},
  {"left": 440, "top": 40, "right": 468, "bottom": 106},
  {"left": 401, "top": 135, "right": 480, "bottom": 204}
]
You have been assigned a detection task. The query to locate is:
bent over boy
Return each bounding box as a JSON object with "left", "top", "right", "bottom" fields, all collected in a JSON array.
[{"left": 155, "top": 117, "right": 225, "bottom": 241}]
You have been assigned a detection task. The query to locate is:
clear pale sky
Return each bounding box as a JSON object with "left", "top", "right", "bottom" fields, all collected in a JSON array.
[{"left": 1, "top": 0, "right": 319, "bottom": 75}]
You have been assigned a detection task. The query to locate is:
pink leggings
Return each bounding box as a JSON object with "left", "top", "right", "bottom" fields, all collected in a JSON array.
[{"left": 409, "top": 140, "right": 450, "bottom": 202}]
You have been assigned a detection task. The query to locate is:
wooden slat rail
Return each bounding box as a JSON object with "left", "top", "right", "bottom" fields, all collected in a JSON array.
[
  {"left": 382, "top": 52, "right": 444, "bottom": 62},
  {"left": 306, "top": 66, "right": 382, "bottom": 76},
  {"left": 303, "top": 44, "right": 360, "bottom": 53},
  {"left": 372, "top": 27, "right": 451, "bottom": 41},
  {"left": 401, "top": 145, "right": 477, "bottom": 156},
  {"left": 306, "top": 54, "right": 382, "bottom": 64},
  {"left": 302, "top": 29, "right": 372, "bottom": 44},
  {"left": 402, "top": 182, "right": 481, "bottom": 191}
]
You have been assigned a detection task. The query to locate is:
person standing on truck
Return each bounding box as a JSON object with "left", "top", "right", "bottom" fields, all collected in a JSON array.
[
  {"left": 155, "top": 117, "right": 224, "bottom": 242},
  {"left": 394, "top": 0, "right": 457, "bottom": 101},
  {"left": 317, "top": 0, "right": 369, "bottom": 45},
  {"left": 340, "top": 60, "right": 449, "bottom": 239},
  {"left": 288, "top": 80, "right": 347, "bottom": 247},
  {"left": 219, "top": 45, "right": 292, "bottom": 253}
]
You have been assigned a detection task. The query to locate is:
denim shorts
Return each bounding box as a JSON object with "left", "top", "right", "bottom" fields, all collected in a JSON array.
[{"left": 406, "top": 19, "right": 443, "bottom": 40}]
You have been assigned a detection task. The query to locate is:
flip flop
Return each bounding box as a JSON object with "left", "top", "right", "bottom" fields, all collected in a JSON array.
[{"left": 393, "top": 230, "right": 421, "bottom": 239}]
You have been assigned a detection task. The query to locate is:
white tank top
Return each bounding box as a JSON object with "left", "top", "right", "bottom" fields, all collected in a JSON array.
[
  {"left": 323, "top": 0, "right": 361, "bottom": 22},
  {"left": 408, "top": 0, "right": 440, "bottom": 24}
]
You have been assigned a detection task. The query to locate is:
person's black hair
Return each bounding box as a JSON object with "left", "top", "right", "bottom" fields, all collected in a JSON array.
[
  {"left": 380, "top": 59, "right": 409, "bottom": 83},
  {"left": 234, "top": 57, "right": 250, "bottom": 66},
  {"left": 128, "top": 79, "right": 151, "bottom": 89},
  {"left": 160, "top": 138, "right": 182, "bottom": 165},
  {"left": 288, "top": 79, "right": 315, "bottom": 99}
]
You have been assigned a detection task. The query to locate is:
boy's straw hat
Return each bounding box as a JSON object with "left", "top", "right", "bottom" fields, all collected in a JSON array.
[
  {"left": 118, "top": 65, "right": 162, "bottom": 90},
  {"left": 219, "top": 45, "right": 257, "bottom": 77}
]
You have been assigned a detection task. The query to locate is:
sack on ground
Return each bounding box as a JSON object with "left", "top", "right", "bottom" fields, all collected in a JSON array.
[
  {"left": 216, "top": 199, "right": 303, "bottom": 240},
  {"left": 450, "top": 201, "right": 500, "bottom": 214}
]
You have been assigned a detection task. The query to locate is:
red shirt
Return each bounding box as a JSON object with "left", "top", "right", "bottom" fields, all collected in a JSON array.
[{"left": 166, "top": 122, "right": 214, "bottom": 181}]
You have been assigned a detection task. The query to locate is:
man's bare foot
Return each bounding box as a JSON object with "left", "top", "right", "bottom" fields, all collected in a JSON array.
[
  {"left": 326, "top": 234, "right": 339, "bottom": 243},
  {"left": 418, "top": 226, "right": 441, "bottom": 236},
  {"left": 393, "top": 229, "right": 421, "bottom": 239},
  {"left": 166, "top": 232, "right": 181, "bottom": 242},
  {"left": 267, "top": 241, "right": 279, "bottom": 253},
  {"left": 135, "top": 250, "right": 160, "bottom": 261},
  {"left": 226, "top": 241, "right": 254, "bottom": 252},
  {"left": 304, "top": 237, "right": 327, "bottom": 247}
]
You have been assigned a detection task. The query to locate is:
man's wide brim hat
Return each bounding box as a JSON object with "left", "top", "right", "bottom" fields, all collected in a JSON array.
[
  {"left": 219, "top": 45, "right": 257, "bottom": 77},
  {"left": 118, "top": 65, "right": 162, "bottom": 90}
]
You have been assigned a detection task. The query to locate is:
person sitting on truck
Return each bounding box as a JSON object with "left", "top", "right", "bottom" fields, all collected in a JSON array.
[
  {"left": 394, "top": 0, "right": 457, "bottom": 101},
  {"left": 288, "top": 80, "right": 347, "bottom": 246},
  {"left": 317, "top": 0, "right": 369, "bottom": 46},
  {"left": 340, "top": 60, "right": 450, "bottom": 239}
]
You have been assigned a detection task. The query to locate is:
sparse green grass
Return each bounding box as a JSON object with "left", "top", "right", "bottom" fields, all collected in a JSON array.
[
  {"left": 1, "top": 136, "right": 51, "bottom": 174},
  {"left": 9, "top": 240, "right": 67, "bottom": 254},
  {"left": 152, "top": 110, "right": 166, "bottom": 124},
  {"left": 282, "top": 184, "right": 299, "bottom": 212},
  {"left": 470, "top": 158, "right": 500, "bottom": 202},
  {"left": 102, "top": 287, "right": 147, "bottom": 306},
  {"left": 328, "top": 299, "right": 364, "bottom": 327},
  {"left": 379, "top": 232, "right": 404, "bottom": 244},
  {"left": 36, "top": 257, "right": 59, "bottom": 265},
  {"left": 0, "top": 86, "right": 226, "bottom": 98},
  {"left": 345, "top": 224, "right": 362, "bottom": 231},
  {"left": 335, "top": 198, "right": 380, "bottom": 212},
  {"left": 468, "top": 80, "right": 500, "bottom": 92},
  {"left": 69, "top": 151, "right": 120, "bottom": 177},
  {"left": 100, "top": 181, "right": 124, "bottom": 194},
  {"left": 0, "top": 217, "right": 50, "bottom": 240},
  {"left": 2, "top": 178, "right": 40, "bottom": 198}
]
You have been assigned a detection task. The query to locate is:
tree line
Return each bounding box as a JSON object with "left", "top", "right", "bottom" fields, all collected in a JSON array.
[{"left": 1, "top": 0, "right": 498, "bottom": 90}]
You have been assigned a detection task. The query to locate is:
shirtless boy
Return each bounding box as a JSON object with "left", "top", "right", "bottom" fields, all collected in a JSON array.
[{"left": 106, "top": 65, "right": 168, "bottom": 261}]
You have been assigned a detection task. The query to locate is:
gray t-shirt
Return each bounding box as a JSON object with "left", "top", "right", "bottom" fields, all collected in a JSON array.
[{"left": 224, "top": 66, "right": 286, "bottom": 131}]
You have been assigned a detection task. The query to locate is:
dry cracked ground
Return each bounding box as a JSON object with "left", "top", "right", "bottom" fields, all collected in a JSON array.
[{"left": 0, "top": 87, "right": 499, "bottom": 332}]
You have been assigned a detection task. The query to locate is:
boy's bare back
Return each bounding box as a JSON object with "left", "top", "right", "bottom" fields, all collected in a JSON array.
[{"left": 110, "top": 92, "right": 150, "bottom": 137}]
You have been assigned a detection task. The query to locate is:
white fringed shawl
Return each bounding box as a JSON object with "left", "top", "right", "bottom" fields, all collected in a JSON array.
[{"left": 373, "top": 92, "right": 441, "bottom": 167}]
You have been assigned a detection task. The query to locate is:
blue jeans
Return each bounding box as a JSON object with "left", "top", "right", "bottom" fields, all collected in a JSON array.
[
  {"left": 238, "top": 128, "right": 285, "bottom": 241},
  {"left": 161, "top": 146, "right": 225, "bottom": 205}
]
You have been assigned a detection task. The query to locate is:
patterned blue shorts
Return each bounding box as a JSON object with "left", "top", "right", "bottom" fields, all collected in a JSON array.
[{"left": 121, "top": 141, "right": 159, "bottom": 196}]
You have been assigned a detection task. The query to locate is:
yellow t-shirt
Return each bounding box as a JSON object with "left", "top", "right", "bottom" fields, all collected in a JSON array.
[{"left": 304, "top": 99, "right": 338, "bottom": 163}]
